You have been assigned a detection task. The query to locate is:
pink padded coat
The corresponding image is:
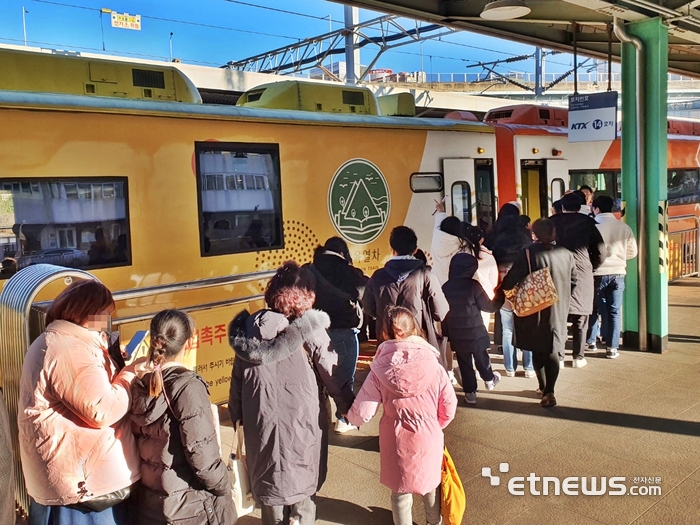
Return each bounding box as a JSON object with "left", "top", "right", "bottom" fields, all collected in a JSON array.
[
  {"left": 18, "top": 320, "right": 141, "bottom": 506},
  {"left": 347, "top": 336, "right": 457, "bottom": 495}
]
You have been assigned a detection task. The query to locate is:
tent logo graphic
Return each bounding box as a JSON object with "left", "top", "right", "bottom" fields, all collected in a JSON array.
[{"left": 328, "top": 159, "right": 390, "bottom": 244}]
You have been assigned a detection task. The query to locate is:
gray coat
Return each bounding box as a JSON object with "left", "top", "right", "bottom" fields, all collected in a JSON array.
[
  {"left": 549, "top": 213, "right": 606, "bottom": 315},
  {"left": 228, "top": 309, "right": 354, "bottom": 507},
  {"left": 502, "top": 243, "right": 578, "bottom": 355}
]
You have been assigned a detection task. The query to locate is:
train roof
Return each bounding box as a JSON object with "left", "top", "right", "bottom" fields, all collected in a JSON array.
[{"left": 0, "top": 90, "right": 494, "bottom": 133}]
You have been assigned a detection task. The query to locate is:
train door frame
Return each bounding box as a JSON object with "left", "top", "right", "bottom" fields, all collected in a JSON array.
[
  {"left": 519, "top": 159, "right": 567, "bottom": 219},
  {"left": 443, "top": 157, "right": 496, "bottom": 227}
]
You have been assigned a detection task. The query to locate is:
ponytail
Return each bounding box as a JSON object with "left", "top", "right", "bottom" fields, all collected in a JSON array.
[{"left": 147, "top": 310, "right": 195, "bottom": 397}]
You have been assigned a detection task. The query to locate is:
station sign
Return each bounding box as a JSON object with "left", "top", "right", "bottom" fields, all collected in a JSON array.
[
  {"left": 568, "top": 91, "right": 618, "bottom": 143},
  {"left": 111, "top": 11, "right": 141, "bottom": 31}
]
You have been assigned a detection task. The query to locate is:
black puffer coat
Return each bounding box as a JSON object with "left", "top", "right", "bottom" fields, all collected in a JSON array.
[
  {"left": 305, "top": 256, "right": 366, "bottom": 330},
  {"left": 364, "top": 258, "right": 448, "bottom": 343},
  {"left": 228, "top": 309, "right": 354, "bottom": 507},
  {"left": 131, "top": 368, "right": 234, "bottom": 525},
  {"left": 442, "top": 254, "right": 504, "bottom": 353}
]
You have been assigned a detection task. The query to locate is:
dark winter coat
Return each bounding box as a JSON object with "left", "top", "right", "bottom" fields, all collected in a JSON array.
[
  {"left": 364, "top": 258, "right": 449, "bottom": 343},
  {"left": 131, "top": 368, "right": 234, "bottom": 525},
  {"left": 501, "top": 243, "right": 578, "bottom": 355},
  {"left": 228, "top": 309, "right": 354, "bottom": 507},
  {"left": 442, "top": 254, "right": 505, "bottom": 353},
  {"left": 549, "top": 212, "right": 606, "bottom": 315},
  {"left": 306, "top": 251, "right": 367, "bottom": 329}
]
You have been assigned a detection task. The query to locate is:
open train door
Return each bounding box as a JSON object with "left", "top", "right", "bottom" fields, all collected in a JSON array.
[
  {"left": 443, "top": 158, "right": 496, "bottom": 229},
  {"left": 546, "top": 158, "right": 568, "bottom": 211},
  {"left": 520, "top": 158, "right": 568, "bottom": 219}
]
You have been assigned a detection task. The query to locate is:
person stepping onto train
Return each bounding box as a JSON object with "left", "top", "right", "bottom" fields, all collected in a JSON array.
[{"left": 442, "top": 253, "right": 505, "bottom": 405}]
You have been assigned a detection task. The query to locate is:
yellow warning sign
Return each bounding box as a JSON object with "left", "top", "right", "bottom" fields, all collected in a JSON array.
[{"left": 111, "top": 12, "right": 141, "bottom": 31}]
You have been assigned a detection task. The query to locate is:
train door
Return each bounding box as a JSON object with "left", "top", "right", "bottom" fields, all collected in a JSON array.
[
  {"left": 520, "top": 159, "right": 567, "bottom": 219},
  {"left": 443, "top": 158, "right": 496, "bottom": 227}
]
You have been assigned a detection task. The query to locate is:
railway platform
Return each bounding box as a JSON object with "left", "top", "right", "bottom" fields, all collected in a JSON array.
[{"left": 217, "top": 279, "right": 700, "bottom": 525}]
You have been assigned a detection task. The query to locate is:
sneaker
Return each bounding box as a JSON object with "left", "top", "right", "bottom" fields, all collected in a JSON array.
[
  {"left": 334, "top": 419, "right": 357, "bottom": 434},
  {"left": 524, "top": 369, "right": 536, "bottom": 378},
  {"left": 485, "top": 371, "right": 501, "bottom": 390},
  {"left": 559, "top": 359, "right": 565, "bottom": 369},
  {"left": 465, "top": 392, "right": 477, "bottom": 405},
  {"left": 586, "top": 343, "right": 597, "bottom": 351},
  {"left": 606, "top": 348, "right": 620, "bottom": 359},
  {"left": 448, "top": 370, "right": 459, "bottom": 386},
  {"left": 505, "top": 370, "right": 516, "bottom": 377},
  {"left": 540, "top": 393, "right": 557, "bottom": 407},
  {"left": 572, "top": 357, "right": 588, "bottom": 368}
]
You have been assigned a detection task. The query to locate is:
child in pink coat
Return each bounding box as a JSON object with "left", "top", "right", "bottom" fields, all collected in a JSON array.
[{"left": 347, "top": 307, "right": 458, "bottom": 525}]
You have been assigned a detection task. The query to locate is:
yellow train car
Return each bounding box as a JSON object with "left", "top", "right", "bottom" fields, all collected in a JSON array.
[{"left": 0, "top": 61, "right": 498, "bottom": 405}]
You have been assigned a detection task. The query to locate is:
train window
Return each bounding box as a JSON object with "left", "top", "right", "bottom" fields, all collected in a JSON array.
[
  {"left": 475, "top": 160, "right": 496, "bottom": 230},
  {"left": 569, "top": 170, "right": 621, "bottom": 211},
  {"left": 551, "top": 178, "right": 566, "bottom": 202},
  {"left": 451, "top": 181, "right": 472, "bottom": 224},
  {"left": 0, "top": 177, "right": 131, "bottom": 279},
  {"left": 410, "top": 172, "right": 443, "bottom": 193},
  {"left": 668, "top": 169, "right": 700, "bottom": 204},
  {"left": 196, "top": 143, "right": 283, "bottom": 256}
]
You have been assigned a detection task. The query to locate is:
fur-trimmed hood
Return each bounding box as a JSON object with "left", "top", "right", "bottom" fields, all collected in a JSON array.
[{"left": 229, "top": 309, "right": 331, "bottom": 365}]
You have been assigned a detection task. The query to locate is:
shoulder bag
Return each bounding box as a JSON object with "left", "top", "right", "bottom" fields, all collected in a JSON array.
[
  {"left": 504, "top": 248, "right": 558, "bottom": 317},
  {"left": 441, "top": 447, "right": 466, "bottom": 525}
]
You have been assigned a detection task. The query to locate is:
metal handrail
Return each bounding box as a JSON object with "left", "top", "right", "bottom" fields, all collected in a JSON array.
[
  {"left": 668, "top": 214, "right": 700, "bottom": 280},
  {"left": 111, "top": 270, "right": 276, "bottom": 301}
]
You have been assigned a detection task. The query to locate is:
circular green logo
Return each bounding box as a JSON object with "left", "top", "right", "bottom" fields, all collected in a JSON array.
[{"left": 328, "top": 159, "right": 390, "bottom": 245}]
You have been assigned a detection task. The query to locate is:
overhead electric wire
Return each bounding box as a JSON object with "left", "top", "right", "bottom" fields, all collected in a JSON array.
[{"left": 31, "top": 0, "right": 301, "bottom": 41}]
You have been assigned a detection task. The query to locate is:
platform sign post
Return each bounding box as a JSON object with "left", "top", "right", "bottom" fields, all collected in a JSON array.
[
  {"left": 620, "top": 17, "right": 668, "bottom": 353},
  {"left": 568, "top": 91, "right": 618, "bottom": 143}
]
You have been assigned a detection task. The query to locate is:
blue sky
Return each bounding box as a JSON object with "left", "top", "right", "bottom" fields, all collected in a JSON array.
[{"left": 0, "top": 0, "right": 587, "bottom": 78}]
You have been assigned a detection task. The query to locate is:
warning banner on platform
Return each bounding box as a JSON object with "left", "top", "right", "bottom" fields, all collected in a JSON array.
[
  {"left": 568, "top": 91, "right": 618, "bottom": 143},
  {"left": 111, "top": 12, "right": 141, "bottom": 30}
]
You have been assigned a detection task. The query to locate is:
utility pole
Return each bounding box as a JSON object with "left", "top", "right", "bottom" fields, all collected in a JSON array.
[
  {"left": 22, "top": 7, "right": 28, "bottom": 46},
  {"left": 535, "top": 46, "right": 543, "bottom": 96},
  {"left": 344, "top": 6, "right": 360, "bottom": 84}
]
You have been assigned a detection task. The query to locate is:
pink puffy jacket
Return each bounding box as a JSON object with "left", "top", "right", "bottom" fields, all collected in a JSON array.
[
  {"left": 347, "top": 336, "right": 457, "bottom": 495},
  {"left": 18, "top": 321, "right": 141, "bottom": 506}
]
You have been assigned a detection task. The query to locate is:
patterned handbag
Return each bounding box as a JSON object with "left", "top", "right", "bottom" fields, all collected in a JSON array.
[{"left": 504, "top": 248, "right": 558, "bottom": 317}]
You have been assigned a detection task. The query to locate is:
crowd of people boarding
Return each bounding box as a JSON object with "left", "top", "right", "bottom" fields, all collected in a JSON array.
[{"left": 3, "top": 184, "right": 638, "bottom": 525}]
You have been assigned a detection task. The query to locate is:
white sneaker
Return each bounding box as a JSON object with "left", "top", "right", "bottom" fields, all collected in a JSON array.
[
  {"left": 505, "top": 370, "right": 516, "bottom": 377},
  {"left": 559, "top": 359, "right": 565, "bottom": 369},
  {"left": 524, "top": 370, "right": 536, "bottom": 378},
  {"left": 334, "top": 419, "right": 357, "bottom": 434},
  {"left": 572, "top": 357, "right": 588, "bottom": 368},
  {"left": 465, "top": 392, "right": 477, "bottom": 405},
  {"left": 606, "top": 348, "right": 620, "bottom": 359},
  {"left": 448, "top": 370, "right": 459, "bottom": 386},
  {"left": 485, "top": 371, "right": 501, "bottom": 391}
]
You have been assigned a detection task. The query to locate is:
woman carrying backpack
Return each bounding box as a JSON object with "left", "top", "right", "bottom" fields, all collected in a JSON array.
[
  {"left": 346, "top": 307, "right": 457, "bottom": 525},
  {"left": 131, "top": 310, "right": 234, "bottom": 524}
]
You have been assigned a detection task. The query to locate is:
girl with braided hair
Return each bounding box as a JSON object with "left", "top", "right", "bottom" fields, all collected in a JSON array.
[{"left": 130, "top": 310, "right": 234, "bottom": 524}]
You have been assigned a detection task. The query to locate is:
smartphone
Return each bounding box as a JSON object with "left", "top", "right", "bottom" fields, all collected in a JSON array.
[{"left": 124, "top": 330, "right": 150, "bottom": 360}]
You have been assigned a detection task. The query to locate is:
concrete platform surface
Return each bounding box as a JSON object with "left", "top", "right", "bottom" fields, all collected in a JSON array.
[{"left": 218, "top": 279, "right": 700, "bottom": 525}]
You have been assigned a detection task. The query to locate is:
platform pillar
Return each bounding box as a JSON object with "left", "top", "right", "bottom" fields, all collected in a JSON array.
[{"left": 620, "top": 17, "right": 668, "bottom": 353}]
